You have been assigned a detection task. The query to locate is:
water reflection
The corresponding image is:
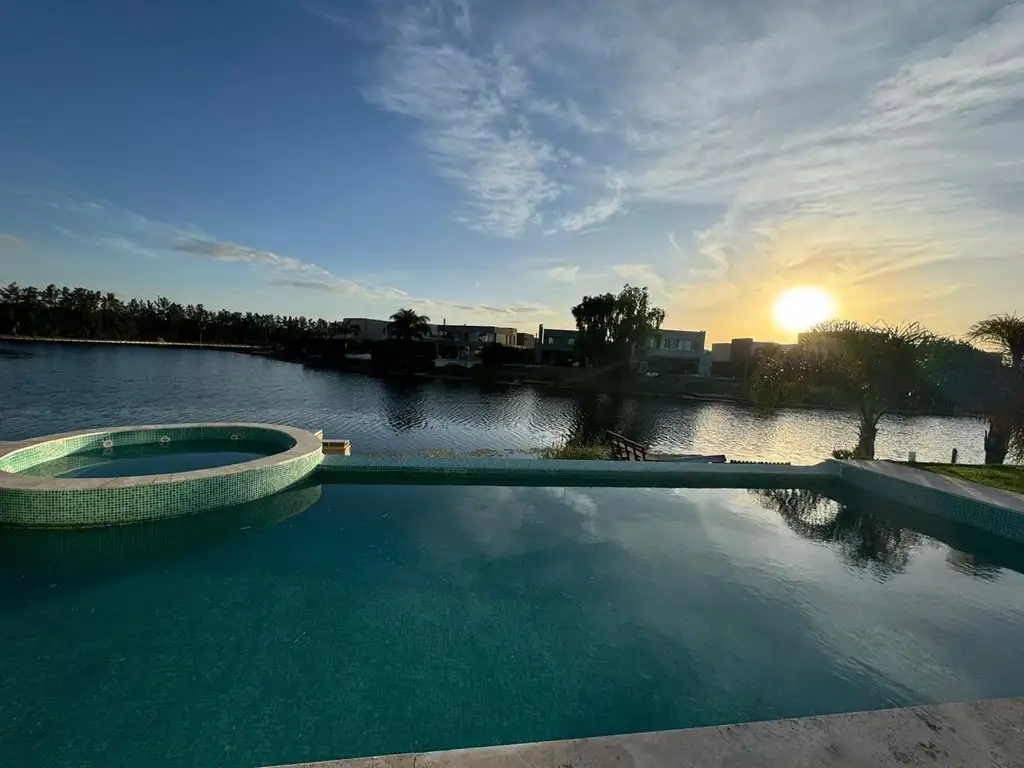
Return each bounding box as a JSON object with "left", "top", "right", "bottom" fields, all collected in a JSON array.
[
  {"left": 0, "top": 481, "right": 322, "bottom": 600},
  {"left": 752, "top": 488, "right": 923, "bottom": 579},
  {"left": 0, "top": 343, "right": 993, "bottom": 462},
  {"left": 380, "top": 378, "right": 428, "bottom": 433},
  {"left": 556, "top": 391, "right": 668, "bottom": 449},
  {"left": 752, "top": 487, "right": 1024, "bottom": 582}
]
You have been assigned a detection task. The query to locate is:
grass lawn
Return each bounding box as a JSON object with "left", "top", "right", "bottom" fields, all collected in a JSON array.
[{"left": 920, "top": 464, "right": 1024, "bottom": 494}]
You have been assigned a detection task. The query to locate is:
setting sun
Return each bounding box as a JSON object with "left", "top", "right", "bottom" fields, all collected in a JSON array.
[{"left": 772, "top": 286, "right": 836, "bottom": 333}]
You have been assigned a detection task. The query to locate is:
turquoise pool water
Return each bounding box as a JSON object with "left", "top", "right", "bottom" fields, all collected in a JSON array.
[
  {"left": 17, "top": 439, "right": 280, "bottom": 478},
  {"left": 2, "top": 480, "right": 1024, "bottom": 767}
]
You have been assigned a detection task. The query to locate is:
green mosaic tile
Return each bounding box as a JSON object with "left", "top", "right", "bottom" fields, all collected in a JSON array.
[{"left": 0, "top": 424, "right": 322, "bottom": 527}]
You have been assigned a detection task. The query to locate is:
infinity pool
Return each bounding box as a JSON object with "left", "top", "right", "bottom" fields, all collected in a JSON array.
[
  {"left": 2, "top": 480, "right": 1024, "bottom": 767},
  {"left": 17, "top": 439, "right": 280, "bottom": 478}
]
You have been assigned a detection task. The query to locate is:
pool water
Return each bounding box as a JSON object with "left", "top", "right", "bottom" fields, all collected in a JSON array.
[
  {"left": 17, "top": 439, "right": 281, "bottom": 478},
  {"left": 3, "top": 481, "right": 1024, "bottom": 768}
]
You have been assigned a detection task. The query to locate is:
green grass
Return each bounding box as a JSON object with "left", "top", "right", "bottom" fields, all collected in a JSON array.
[
  {"left": 538, "top": 442, "right": 608, "bottom": 460},
  {"left": 920, "top": 464, "right": 1024, "bottom": 494}
]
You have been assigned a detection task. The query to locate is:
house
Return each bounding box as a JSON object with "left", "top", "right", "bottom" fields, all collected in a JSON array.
[
  {"left": 341, "top": 317, "right": 391, "bottom": 343},
  {"left": 641, "top": 328, "right": 707, "bottom": 375},
  {"left": 535, "top": 325, "right": 578, "bottom": 365},
  {"left": 515, "top": 332, "right": 536, "bottom": 349},
  {"left": 710, "top": 338, "right": 798, "bottom": 377},
  {"left": 435, "top": 324, "right": 517, "bottom": 359}
]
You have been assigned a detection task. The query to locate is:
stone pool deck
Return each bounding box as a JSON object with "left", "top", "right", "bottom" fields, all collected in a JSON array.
[{"left": 272, "top": 697, "right": 1024, "bottom": 768}]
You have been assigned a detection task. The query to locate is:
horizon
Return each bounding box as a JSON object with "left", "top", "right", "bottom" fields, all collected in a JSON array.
[{"left": 2, "top": 0, "right": 1021, "bottom": 344}]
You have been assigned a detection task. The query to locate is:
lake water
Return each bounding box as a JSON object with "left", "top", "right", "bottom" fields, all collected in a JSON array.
[{"left": 0, "top": 342, "right": 990, "bottom": 464}]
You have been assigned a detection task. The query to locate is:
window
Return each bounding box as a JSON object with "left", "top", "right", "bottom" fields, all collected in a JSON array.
[
  {"left": 546, "top": 337, "right": 555, "bottom": 345},
  {"left": 648, "top": 337, "right": 657, "bottom": 349},
  {"left": 568, "top": 337, "right": 575, "bottom": 346},
  {"left": 681, "top": 340, "right": 691, "bottom": 351},
  {"left": 662, "top": 339, "right": 670, "bottom": 350}
]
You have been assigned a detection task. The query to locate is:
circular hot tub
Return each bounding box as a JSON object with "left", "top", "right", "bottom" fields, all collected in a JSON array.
[{"left": 0, "top": 423, "right": 323, "bottom": 527}]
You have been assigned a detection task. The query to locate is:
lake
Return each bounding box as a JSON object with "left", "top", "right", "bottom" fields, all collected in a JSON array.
[{"left": 0, "top": 342, "right": 989, "bottom": 464}]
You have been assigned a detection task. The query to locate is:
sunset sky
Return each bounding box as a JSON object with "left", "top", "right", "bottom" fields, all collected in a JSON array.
[{"left": 1, "top": 0, "right": 1021, "bottom": 343}]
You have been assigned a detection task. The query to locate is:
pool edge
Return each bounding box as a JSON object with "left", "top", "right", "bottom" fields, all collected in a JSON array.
[{"left": 267, "top": 696, "right": 1024, "bottom": 768}]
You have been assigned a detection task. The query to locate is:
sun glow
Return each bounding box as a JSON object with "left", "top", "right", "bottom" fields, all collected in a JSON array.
[{"left": 772, "top": 286, "right": 836, "bottom": 333}]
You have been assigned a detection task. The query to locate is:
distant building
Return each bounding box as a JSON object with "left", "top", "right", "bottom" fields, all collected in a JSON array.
[
  {"left": 535, "top": 325, "right": 578, "bottom": 365},
  {"left": 709, "top": 338, "right": 797, "bottom": 377},
  {"left": 341, "top": 317, "right": 391, "bottom": 343},
  {"left": 711, "top": 342, "right": 732, "bottom": 363},
  {"left": 515, "top": 332, "right": 536, "bottom": 349},
  {"left": 435, "top": 324, "right": 518, "bottom": 359},
  {"left": 641, "top": 328, "right": 707, "bottom": 375}
]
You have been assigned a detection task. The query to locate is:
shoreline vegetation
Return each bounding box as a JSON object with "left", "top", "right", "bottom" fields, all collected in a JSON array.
[
  {"left": 2, "top": 284, "right": 1020, "bottom": 464},
  {"left": 0, "top": 331, "right": 996, "bottom": 418}
]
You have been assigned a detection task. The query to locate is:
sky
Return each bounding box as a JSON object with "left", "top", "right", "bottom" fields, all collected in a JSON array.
[{"left": 1, "top": 0, "right": 1022, "bottom": 343}]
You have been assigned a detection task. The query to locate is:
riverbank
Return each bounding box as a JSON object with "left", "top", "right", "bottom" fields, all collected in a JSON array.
[{"left": 0, "top": 334, "right": 259, "bottom": 351}]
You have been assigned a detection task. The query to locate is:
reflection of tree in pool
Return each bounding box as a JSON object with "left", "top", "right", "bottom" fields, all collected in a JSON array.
[
  {"left": 380, "top": 378, "right": 427, "bottom": 433},
  {"left": 945, "top": 550, "right": 1002, "bottom": 581},
  {"left": 751, "top": 488, "right": 923, "bottom": 579},
  {"left": 564, "top": 392, "right": 659, "bottom": 448}
]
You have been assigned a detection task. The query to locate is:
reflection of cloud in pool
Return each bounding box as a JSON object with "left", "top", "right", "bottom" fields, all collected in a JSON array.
[{"left": 0, "top": 482, "right": 322, "bottom": 574}]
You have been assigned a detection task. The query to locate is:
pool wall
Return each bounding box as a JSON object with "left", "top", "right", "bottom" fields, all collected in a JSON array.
[
  {"left": 316, "top": 455, "right": 840, "bottom": 487},
  {"left": 0, "top": 423, "right": 323, "bottom": 527},
  {"left": 834, "top": 459, "right": 1024, "bottom": 543}
]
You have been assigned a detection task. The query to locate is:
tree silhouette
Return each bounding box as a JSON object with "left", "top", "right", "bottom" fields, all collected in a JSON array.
[
  {"left": 387, "top": 308, "right": 431, "bottom": 341},
  {"left": 750, "top": 321, "right": 932, "bottom": 459},
  {"left": 0, "top": 282, "right": 346, "bottom": 345}
]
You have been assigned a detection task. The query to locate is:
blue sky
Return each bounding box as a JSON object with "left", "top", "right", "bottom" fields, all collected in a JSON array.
[{"left": 1, "top": 0, "right": 1021, "bottom": 342}]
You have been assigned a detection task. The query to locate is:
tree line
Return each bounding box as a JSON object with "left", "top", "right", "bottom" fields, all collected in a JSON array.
[{"left": 0, "top": 282, "right": 348, "bottom": 346}]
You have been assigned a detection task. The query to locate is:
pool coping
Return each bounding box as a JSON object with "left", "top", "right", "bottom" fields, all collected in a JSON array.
[
  {"left": 268, "top": 696, "right": 1024, "bottom": 768},
  {"left": 833, "top": 459, "right": 1024, "bottom": 542},
  {"left": 0, "top": 422, "right": 320, "bottom": 491},
  {"left": 317, "top": 456, "right": 839, "bottom": 487}
]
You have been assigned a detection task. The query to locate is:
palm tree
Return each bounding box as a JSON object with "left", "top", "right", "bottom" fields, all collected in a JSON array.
[
  {"left": 388, "top": 308, "right": 431, "bottom": 341},
  {"left": 919, "top": 338, "right": 1023, "bottom": 464},
  {"left": 968, "top": 313, "right": 1024, "bottom": 371},
  {"left": 750, "top": 320, "right": 932, "bottom": 459}
]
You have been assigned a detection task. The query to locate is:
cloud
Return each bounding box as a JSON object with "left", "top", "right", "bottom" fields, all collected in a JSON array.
[
  {"left": 173, "top": 237, "right": 332, "bottom": 277},
  {"left": 349, "top": 0, "right": 1024, "bottom": 334},
  {"left": 552, "top": 195, "right": 624, "bottom": 234},
  {"left": 611, "top": 264, "right": 665, "bottom": 294},
  {"left": 0, "top": 233, "right": 22, "bottom": 251},
  {"left": 362, "top": 3, "right": 563, "bottom": 238},
  {"left": 543, "top": 265, "right": 580, "bottom": 283}
]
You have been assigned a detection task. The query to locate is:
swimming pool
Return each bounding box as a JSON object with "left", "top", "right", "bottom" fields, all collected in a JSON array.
[
  {"left": 2, "top": 478, "right": 1023, "bottom": 767},
  {"left": 17, "top": 439, "right": 280, "bottom": 478}
]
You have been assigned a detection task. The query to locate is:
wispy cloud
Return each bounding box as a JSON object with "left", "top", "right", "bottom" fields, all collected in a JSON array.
[
  {"left": 362, "top": 4, "right": 563, "bottom": 238},
  {"left": 612, "top": 264, "right": 665, "bottom": 294},
  {"left": 173, "top": 237, "right": 332, "bottom": 277},
  {"left": 348, "top": 0, "right": 1024, "bottom": 333},
  {"left": 543, "top": 265, "right": 580, "bottom": 283}
]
